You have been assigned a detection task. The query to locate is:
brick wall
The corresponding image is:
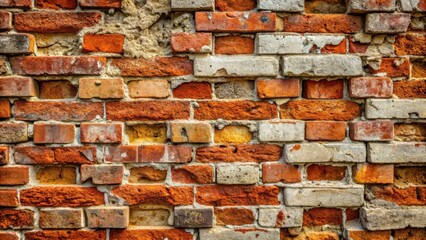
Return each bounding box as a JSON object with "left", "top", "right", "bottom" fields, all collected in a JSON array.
[{"left": 0, "top": 0, "right": 425, "bottom": 239}]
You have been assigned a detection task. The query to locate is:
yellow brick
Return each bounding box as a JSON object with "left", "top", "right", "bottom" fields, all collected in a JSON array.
[
  {"left": 36, "top": 166, "right": 76, "bottom": 184},
  {"left": 125, "top": 124, "right": 167, "bottom": 143},
  {"left": 214, "top": 125, "right": 252, "bottom": 144}
]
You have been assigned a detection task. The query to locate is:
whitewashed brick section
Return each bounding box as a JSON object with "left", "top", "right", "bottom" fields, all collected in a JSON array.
[
  {"left": 200, "top": 227, "right": 280, "bottom": 240},
  {"left": 257, "top": 34, "right": 345, "bottom": 54},
  {"left": 171, "top": 0, "right": 213, "bottom": 10},
  {"left": 284, "top": 187, "right": 364, "bottom": 207},
  {"left": 360, "top": 207, "right": 426, "bottom": 230},
  {"left": 401, "top": 0, "right": 426, "bottom": 12},
  {"left": 258, "top": 0, "right": 304, "bottom": 12},
  {"left": 194, "top": 56, "right": 279, "bottom": 77},
  {"left": 258, "top": 122, "right": 304, "bottom": 142},
  {"left": 366, "top": 99, "right": 426, "bottom": 119},
  {"left": 348, "top": 0, "right": 396, "bottom": 13},
  {"left": 216, "top": 164, "right": 259, "bottom": 185},
  {"left": 368, "top": 142, "right": 426, "bottom": 163},
  {"left": 285, "top": 143, "right": 366, "bottom": 163},
  {"left": 258, "top": 207, "right": 303, "bottom": 227},
  {"left": 282, "top": 55, "right": 363, "bottom": 77},
  {"left": 365, "top": 13, "right": 411, "bottom": 33}
]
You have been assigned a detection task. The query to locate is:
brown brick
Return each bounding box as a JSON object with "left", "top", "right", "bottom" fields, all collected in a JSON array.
[
  {"left": 0, "top": 122, "right": 28, "bottom": 143},
  {"left": 281, "top": 100, "right": 360, "bottom": 120},
  {"left": 39, "top": 209, "right": 83, "bottom": 229},
  {"left": 80, "top": 123, "right": 122, "bottom": 144},
  {"left": 79, "top": 78, "right": 124, "bottom": 99},
  {"left": 0, "top": 146, "right": 9, "bottom": 165},
  {"left": 128, "top": 80, "right": 169, "bottom": 98},
  {"left": 21, "top": 187, "right": 104, "bottom": 207},
  {"left": 111, "top": 57, "right": 192, "bottom": 77},
  {"left": 412, "top": 61, "right": 425, "bottom": 78},
  {"left": 0, "top": 100, "right": 11, "bottom": 118},
  {"left": 173, "top": 82, "right": 212, "bottom": 99},
  {"left": 349, "top": 77, "right": 393, "bottom": 98},
  {"left": 80, "top": 0, "right": 121, "bottom": 8},
  {"left": 15, "top": 146, "right": 96, "bottom": 165},
  {"left": 0, "top": 189, "right": 18, "bottom": 207},
  {"left": 346, "top": 208, "right": 359, "bottom": 221},
  {"left": 0, "top": 209, "right": 34, "bottom": 229},
  {"left": 216, "top": 0, "right": 256, "bottom": 11},
  {"left": 0, "top": 11, "right": 11, "bottom": 31},
  {"left": 353, "top": 164, "right": 394, "bottom": 184},
  {"left": 172, "top": 165, "right": 213, "bottom": 184},
  {"left": 215, "top": 35, "right": 254, "bottom": 54},
  {"left": 104, "top": 146, "right": 137, "bottom": 163},
  {"left": 86, "top": 207, "right": 129, "bottom": 228},
  {"left": 257, "top": 79, "right": 300, "bottom": 98},
  {"left": 303, "top": 80, "right": 344, "bottom": 99},
  {"left": 393, "top": 80, "right": 426, "bottom": 98},
  {"left": 303, "top": 208, "right": 343, "bottom": 226},
  {"left": 170, "top": 122, "right": 212, "bottom": 143},
  {"left": 11, "top": 56, "right": 106, "bottom": 75},
  {"left": 110, "top": 229, "right": 192, "bottom": 240},
  {"left": 196, "top": 185, "right": 279, "bottom": 206},
  {"left": 0, "top": 0, "right": 31, "bottom": 7},
  {"left": 38, "top": 81, "right": 77, "bottom": 99},
  {"left": 215, "top": 208, "right": 255, "bottom": 225},
  {"left": 171, "top": 32, "right": 212, "bottom": 53},
  {"left": 306, "top": 121, "right": 347, "bottom": 141},
  {"left": 81, "top": 165, "right": 123, "bottom": 185},
  {"left": 174, "top": 208, "right": 213, "bottom": 228},
  {"left": 282, "top": 14, "right": 362, "bottom": 33},
  {"left": 394, "top": 123, "right": 426, "bottom": 142},
  {"left": 371, "top": 185, "right": 426, "bottom": 205},
  {"left": 196, "top": 12, "right": 276, "bottom": 33},
  {"left": 15, "top": 101, "right": 103, "bottom": 121},
  {"left": 0, "top": 232, "right": 18, "bottom": 240},
  {"left": 25, "top": 230, "right": 106, "bottom": 240},
  {"left": 214, "top": 125, "right": 252, "bottom": 144},
  {"left": 36, "top": 166, "right": 76, "bottom": 184},
  {"left": 369, "top": 58, "right": 410, "bottom": 78},
  {"left": 347, "top": 230, "right": 391, "bottom": 240},
  {"left": 106, "top": 101, "right": 190, "bottom": 121},
  {"left": 262, "top": 163, "right": 301, "bottom": 183},
  {"left": 83, "top": 34, "right": 124, "bottom": 53},
  {"left": 196, "top": 144, "right": 281, "bottom": 163},
  {"left": 14, "top": 12, "right": 102, "bottom": 33},
  {"left": 138, "top": 145, "right": 192, "bottom": 163},
  {"left": 33, "top": 123, "right": 75, "bottom": 144},
  {"left": 394, "top": 228, "right": 426, "bottom": 240},
  {"left": 305, "top": 0, "right": 346, "bottom": 13},
  {"left": 129, "top": 166, "right": 167, "bottom": 183},
  {"left": 307, "top": 164, "right": 346, "bottom": 181},
  {"left": 395, "top": 33, "right": 426, "bottom": 56},
  {"left": 0, "top": 77, "right": 37, "bottom": 97},
  {"left": 350, "top": 121, "right": 394, "bottom": 141},
  {"left": 36, "top": 0, "right": 77, "bottom": 9},
  {"left": 112, "top": 185, "right": 193, "bottom": 206},
  {"left": 394, "top": 167, "right": 426, "bottom": 185},
  {"left": 195, "top": 101, "right": 277, "bottom": 120},
  {"left": 0, "top": 166, "right": 29, "bottom": 185}
]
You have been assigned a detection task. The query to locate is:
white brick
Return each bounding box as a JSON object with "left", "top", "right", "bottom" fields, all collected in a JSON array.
[
  {"left": 171, "top": 0, "right": 213, "bottom": 10},
  {"left": 360, "top": 207, "right": 426, "bottom": 230},
  {"left": 348, "top": 0, "right": 396, "bottom": 13},
  {"left": 258, "top": 122, "right": 304, "bottom": 142},
  {"left": 200, "top": 227, "right": 280, "bottom": 240},
  {"left": 400, "top": 0, "right": 425, "bottom": 12},
  {"left": 216, "top": 164, "right": 259, "bottom": 184},
  {"left": 258, "top": 207, "right": 303, "bottom": 228},
  {"left": 285, "top": 143, "right": 366, "bottom": 163},
  {"left": 194, "top": 56, "right": 279, "bottom": 77},
  {"left": 366, "top": 99, "right": 426, "bottom": 119},
  {"left": 258, "top": 0, "right": 304, "bottom": 12},
  {"left": 284, "top": 187, "right": 364, "bottom": 207},
  {"left": 282, "top": 55, "right": 363, "bottom": 77},
  {"left": 365, "top": 13, "right": 411, "bottom": 33},
  {"left": 368, "top": 142, "right": 426, "bottom": 163},
  {"left": 257, "top": 34, "right": 345, "bottom": 54}
]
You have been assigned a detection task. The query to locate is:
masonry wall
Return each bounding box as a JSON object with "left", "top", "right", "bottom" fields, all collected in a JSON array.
[{"left": 0, "top": 0, "right": 425, "bottom": 239}]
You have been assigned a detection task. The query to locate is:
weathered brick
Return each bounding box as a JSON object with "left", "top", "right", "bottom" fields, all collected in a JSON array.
[
  {"left": 174, "top": 207, "right": 213, "bottom": 228},
  {"left": 214, "top": 125, "right": 252, "bottom": 144},
  {"left": 370, "top": 185, "right": 426, "bottom": 205},
  {"left": 0, "top": 232, "right": 18, "bottom": 240},
  {"left": 215, "top": 208, "right": 255, "bottom": 225},
  {"left": 366, "top": 99, "right": 426, "bottom": 119},
  {"left": 0, "top": 122, "right": 28, "bottom": 143},
  {"left": 393, "top": 80, "right": 426, "bottom": 98},
  {"left": 11, "top": 56, "right": 106, "bottom": 75},
  {"left": 353, "top": 163, "right": 394, "bottom": 184},
  {"left": 349, "top": 77, "right": 393, "bottom": 98},
  {"left": 215, "top": 35, "right": 254, "bottom": 55},
  {"left": 284, "top": 187, "right": 364, "bottom": 207},
  {"left": 257, "top": 79, "right": 300, "bottom": 98},
  {"left": 368, "top": 142, "right": 426, "bottom": 163},
  {"left": 15, "top": 146, "right": 96, "bottom": 164},
  {"left": 400, "top": 0, "right": 426, "bottom": 11},
  {"left": 258, "top": 0, "right": 304, "bottom": 11},
  {"left": 83, "top": 34, "right": 124, "bottom": 53},
  {"left": 171, "top": 0, "right": 213, "bottom": 10},
  {"left": 195, "top": 101, "right": 277, "bottom": 120},
  {"left": 0, "top": 100, "right": 10, "bottom": 118},
  {"left": 36, "top": 166, "right": 76, "bottom": 184},
  {"left": 110, "top": 229, "right": 192, "bottom": 240},
  {"left": 366, "top": 13, "right": 411, "bottom": 33},
  {"left": 412, "top": 61, "right": 426, "bottom": 78},
  {"left": 194, "top": 56, "right": 279, "bottom": 77},
  {"left": 196, "top": 144, "right": 282, "bottom": 163},
  {"left": 81, "top": 165, "right": 123, "bottom": 184},
  {"left": 281, "top": 100, "right": 360, "bottom": 121},
  {"left": 348, "top": 0, "right": 396, "bottom": 13},
  {"left": 104, "top": 146, "right": 137, "bottom": 163},
  {"left": 33, "top": 123, "right": 75, "bottom": 144},
  {"left": 128, "top": 205, "right": 172, "bottom": 226},
  {"left": 305, "top": 232, "right": 340, "bottom": 240},
  {"left": 38, "top": 81, "right": 77, "bottom": 99},
  {"left": 107, "top": 101, "right": 190, "bottom": 121},
  {"left": 349, "top": 38, "right": 369, "bottom": 53},
  {"left": 258, "top": 121, "right": 305, "bottom": 142},
  {"left": 215, "top": 0, "right": 256, "bottom": 11},
  {"left": 79, "top": 78, "right": 124, "bottom": 99},
  {"left": 171, "top": 32, "right": 212, "bottom": 53},
  {"left": 196, "top": 12, "right": 276, "bottom": 33},
  {"left": 394, "top": 228, "right": 426, "bottom": 240},
  {"left": 200, "top": 228, "right": 280, "bottom": 240},
  {"left": 138, "top": 145, "right": 192, "bottom": 163},
  {"left": 0, "top": 77, "right": 37, "bottom": 97},
  {"left": 20, "top": 187, "right": 104, "bottom": 207},
  {"left": 86, "top": 207, "right": 129, "bottom": 228},
  {"left": 110, "top": 57, "right": 192, "bottom": 77},
  {"left": 262, "top": 163, "right": 301, "bottom": 183},
  {"left": 0, "top": 189, "right": 18, "bottom": 207},
  {"left": 171, "top": 122, "right": 212, "bottom": 143},
  {"left": 0, "top": 11, "right": 11, "bottom": 31},
  {"left": 394, "top": 166, "right": 426, "bottom": 185},
  {"left": 214, "top": 81, "right": 254, "bottom": 99},
  {"left": 282, "top": 14, "right": 362, "bottom": 33},
  {"left": 0, "top": 34, "right": 34, "bottom": 54},
  {"left": 345, "top": 223, "right": 391, "bottom": 240},
  {"left": 0, "top": 146, "right": 8, "bottom": 165},
  {"left": 126, "top": 124, "right": 167, "bottom": 144},
  {"left": 303, "top": 80, "right": 344, "bottom": 99},
  {"left": 306, "top": 121, "right": 346, "bottom": 141},
  {"left": 36, "top": 0, "right": 77, "bottom": 9},
  {"left": 129, "top": 80, "right": 169, "bottom": 98},
  {"left": 25, "top": 230, "right": 106, "bottom": 240},
  {"left": 360, "top": 207, "right": 426, "bottom": 230},
  {"left": 80, "top": 123, "right": 122, "bottom": 143},
  {"left": 216, "top": 164, "right": 259, "bottom": 184},
  {"left": 349, "top": 121, "right": 394, "bottom": 141},
  {"left": 80, "top": 0, "right": 121, "bottom": 8},
  {"left": 129, "top": 166, "right": 167, "bottom": 183},
  {"left": 39, "top": 209, "right": 83, "bottom": 229},
  {"left": 303, "top": 0, "right": 345, "bottom": 14},
  {"left": 369, "top": 58, "right": 410, "bottom": 78},
  {"left": 258, "top": 207, "right": 303, "bottom": 228},
  {"left": 395, "top": 33, "right": 426, "bottom": 55},
  {"left": 0, "top": 209, "right": 34, "bottom": 229},
  {"left": 172, "top": 165, "right": 213, "bottom": 184},
  {"left": 0, "top": 0, "right": 31, "bottom": 7},
  {"left": 285, "top": 143, "right": 366, "bottom": 163},
  {"left": 173, "top": 82, "right": 211, "bottom": 99},
  {"left": 303, "top": 208, "right": 343, "bottom": 226},
  {"left": 307, "top": 164, "right": 346, "bottom": 181}
]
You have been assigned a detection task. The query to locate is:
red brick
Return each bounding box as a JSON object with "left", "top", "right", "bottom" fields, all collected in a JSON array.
[
  {"left": 349, "top": 77, "right": 393, "bottom": 98},
  {"left": 173, "top": 82, "right": 212, "bottom": 99},
  {"left": 0, "top": 189, "right": 18, "bottom": 207},
  {"left": 320, "top": 38, "right": 347, "bottom": 53},
  {"left": 196, "top": 12, "right": 276, "bottom": 33},
  {"left": 347, "top": 230, "right": 391, "bottom": 240},
  {"left": 369, "top": 58, "right": 410, "bottom": 78},
  {"left": 14, "top": 12, "right": 102, "bottom": 33},
  {"left": 25, "top": 230, "right": 106, "bottom": 240},
  {"left": 216, "top": 0, "right": 256, "bottom": 11},
  {"left": 353, "top": 164, "right": 394, "bottom": 184},
  {"left": 257, "top": 79, "right": 300, "bottom": 98},
  {"left": 303, "top": 208, "right": 343, "bottom": 226},
  {"left": 215, "top": 208, "right": 255, "bottom": 225},
  {"left": 306, "top": 121, "right": 346, "bottom": 141},
  {"left": 14, "top": 101, "right": 103, "bottom": 121},
  {"left": 111, "top": 57, "right": 192, "bottom": 77},
  {"left": 0, "top": 100, "right": 10, "bottom": 118},
  {"left": 371, "top": 185, "right": 426, "bottom": 205},
  {"left": 172, "top": 165, "right": 213, "bottom": 184},
  {"left": 262, "top": 163, "right": 301, "bottom": 183},
  {"left": 306, "top": 164, "right": 346, "bottom": 181},
  {"left": 196, "top": 185, "right": 279, "bottom": 206},
  {"left": 281, "top": 100, "right": 360, "bottom": 121},
  {"left": 195, "top": 101, "right": 277, "bottom": 120},
  {"left": 282, "top": 14, "right": 362, "bottom": 33},
  {"left": 395, "top": 33, "right": 426, "bottom": 56},
  {"left": 14, "top": 146, "right": 96, "bottom": 165},
  {"left": 0, "top": 146, "right": 9, "bottom": 165},
  {"left": 393, "top": 80, "right": 426, "bottom": 98},
  {"left": 83, "top": 34, "right": 124, "bottom": 53},
  {"left": 346, "top": 208, "right": 359, "bottom": 221},
  {"left": 303, "top": 80, "right": 344, "bottom": 99},
  {"left": 394, "top": 228, "right": 426, "bottom": 240},
  {"left": 0, "top": 77, "right": 37, "bottom": 97},
  {"left": 138, "top": 145, "right": 192, "bottom": 163},
  {"left": 104, "top": 146, "right": 137, "bottom": 163},
  {"left": 39, "top": 81, "right": 77, "bottom": 99},
  {"left": 0, "top": 11, "right": 11, "bottom": 31},
  {"left": 81, "top": 165, "right": 124, "bottom": 185},
  {"left": 171, "top": 32, "right": 212, "bottom": 53},
  {"left": 106, "top": 101, "right": 189, "bottom": 121},
  {"left": 36, "top": 0, "right": 77, "bottom": 9},
  {"left": 21, "top": 187, "right": 104, "bottom": 207},
  {"left": 0, "top": 0, "right": 31, "bottom": 7},
  {"left": 33, "top": 123, "right": 75, "bottom": 144},
  {"left": 349, "top": 38, "right": 369, "bottom": 53},
  {"left": 11, "top": 56, "right": 106, "bottom": 75},
  {"left": 349, "top": 121, "right": 394, "bottom": 141},
  {"left": 0, "top": 166, "right": 29, "bottom": 185},
  {"left": 80, "top": 123, "right": 122, "bottom": 144},
  {"left": 0, "top": 209, "right": 34, "bottom": 229},
  {"left": 110, "top": 229, "right": 192, "bottom": 240},
  {"left": 0, "top": 232, "right": 18, "bottom": 240},
  {"left": 80, "top": 0, "right": 121, "bottom": 8},
  {"left": 215, "top": 35, "right": 254, "bottom": 54},
  {"left": 111, "top": 185, "right": 193, "bottom": 206},
  {"left": 196, "top": 144, "right": 282, "bottom": 163}
]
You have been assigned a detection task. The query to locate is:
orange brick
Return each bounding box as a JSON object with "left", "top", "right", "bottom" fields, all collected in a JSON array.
[
  {"left": 412, "top": 61, "right": 425, "bottom": 78},
  {"left": 0, "top": 189, "right": 18, "bottom": 207},
  {"left": 0, "top": 166, "right": 29, "bottom": 185},
  {"left": 257, "top": 79, "right": 300, "bottom": 98},
  {"left": 110, "top": 229, "right": 191, "bottom": 240},
  {"left": 0, "top": 100, "right": 11, "bottom": 118},
  {"left": 0, "top": 77, "right": 38, "bottom": 97},
  {"left": 195, "top": 101, "right": 277, "bottom": 120},
  {"left": 138, "top": 145, "right": 192, "bottom": 163},
  {"left": 349, "top": 37, "right": 369, "bottom": 53},
  {"left": 128, "top": 80, "right": 169, "bottom": 98},
  {"left": 0, "top": 11, "right": 11, "bottom": 31},
  {"left": 33, "top": 123, "right": 75, "bottom": 144},
  {"left": 111, "top": 57, "right": 192, "bottom": 77},
  {"left": 307, "top": 164, "right": 346, "bottom": 181},
  {"left": 306, "top": 121, "right": 347, "bottom": 141},
  {"left": 353, "top": 164, "right": 394, "bottom": 184},
  {"left": 216, "top": 0, "right": 256, "bottom": 11},
  {"left": 394, "top": 33, "right": 426, "bottom": 56},
  {"left": 36, "top": 0, "right": 77, "bottom": 9},
  {"left": 171, "top": 32, "right": 212, "bottom": 53},
  {"left": 347, "top": 230, "right": 391, "bottom": 240},
  {"left": 303, "top": 80, "right": 344, "bottom": 99},
  {"left": 25, "top": 231, "right": 106, "bottom": 240},
  {"left": 21, "top": 187, "right": 104, "bottom": 207},
  {"left": 79, "top": 78, "right": 124, "bottom": 99},
  {"left": 371, "top": 185, "right": 426, "bottom": 205},
  {"left": 215, "top": 35, "right": 254, "bottom": 54},
  {"left": 14, "top": 146, "right": 96, "bottom": 165},
  {"left": 39, "top": 81, "right": 77, "bottom": 99},
  {"left": 172, "top": 165, "right": 213, "bottom": 184},
  {"left": 129, "top": 166, "right": 167, "bottom": 183},
  {"left": 173, "top": 82, "right": 212, "bottom": 99},
  {"left": 215, "top": 208, "right": 255, "bottom": 225},
  {"left": 303, "top": 208, "right": 343, "bottom": 226},
  {"left": 0, "top": 0, "right": 31, "bottom": 7},
  {"left": 320, "top": 38, "right": 347, "bottom": 53},
  {"left": 83, "top": 34, "right": 124, "bottom": 53},
  {"left": 0, "top": 232, "right": 19, "bottom": 240},
  {"left": 394, "top": 228, "right": 426, "bottom": 240},
  {"left": 369, "top": 58, "right": 410, "bottom": 78},
  {"left": 262, "top": 163, "right": 301, "bottom": 183},
  {"left": 393, "top": 80, "right": 426, "bottom": 98},
  {"left": 197, "top": 144, "right": 281, "bottom": 163},
  {"left": 282, "top": 14, "right": 362, "bottom": 33},
  {"left": 104, "top": 146, "right": 137, "bottom": 163},
  {"left": 349, "top": 77, "right": 393, "bottom": 98},
  {"left": 80, "top": 0, "right": 121, "bottom": 8},
  {"left": 0, "top": 146, "right": 9, "bottom": 165},
  {"left": 0, "top": 209, "right": 34, "bottom": 229}
]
